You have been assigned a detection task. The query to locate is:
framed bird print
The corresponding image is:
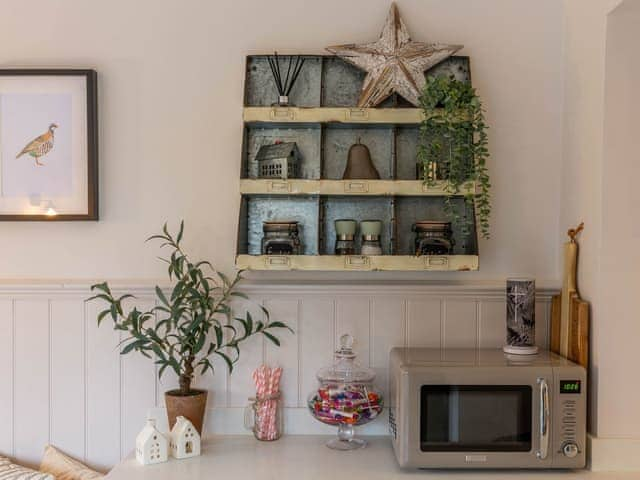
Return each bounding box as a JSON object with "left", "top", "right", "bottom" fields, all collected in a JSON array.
[{"left": 0, "top": 70, "right": 98, "bottom": 220}]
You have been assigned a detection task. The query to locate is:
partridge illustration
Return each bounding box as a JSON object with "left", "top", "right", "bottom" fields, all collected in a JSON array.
[{"left": 16, "top": 123, "right": 58, "bottom": 166}]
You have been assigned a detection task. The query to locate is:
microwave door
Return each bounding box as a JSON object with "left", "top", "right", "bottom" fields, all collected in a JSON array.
[
  {"left": 411, "top": 368, "right": 553, "bottom": 468},
  {"left": 420, "top": 385, "right": 533, "bottom": 452}
]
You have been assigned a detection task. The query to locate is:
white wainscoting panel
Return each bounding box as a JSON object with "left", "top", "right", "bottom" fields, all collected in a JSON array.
[
  {"left": 13, "top": 300, "right": 49, "bottom": 466},
  {"left": 0, "top": 300, "right": 13, "bottom": 456},
  {"left": 85, "top": 297, "right": 122, "bottom": 470},
  {"left": 0, "top": 281, "right": 556, "bottom": 471},
  {"left": 50, "top": 300, "right": 85, "bottom": 461}
]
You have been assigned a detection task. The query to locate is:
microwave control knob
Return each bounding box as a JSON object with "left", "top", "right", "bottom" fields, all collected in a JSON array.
[{"left": 562, "top": 442, "right": 579, "bottom": 458}]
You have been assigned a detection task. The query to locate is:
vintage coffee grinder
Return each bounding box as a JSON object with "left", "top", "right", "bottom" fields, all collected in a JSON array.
[{"left": 261, "top": 221, "right": 302, "bottom": 255}]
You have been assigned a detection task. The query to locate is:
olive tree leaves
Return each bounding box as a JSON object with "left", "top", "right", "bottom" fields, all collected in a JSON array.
[{"left": 88, "top": 221, "right": 293, "bottom": 393}]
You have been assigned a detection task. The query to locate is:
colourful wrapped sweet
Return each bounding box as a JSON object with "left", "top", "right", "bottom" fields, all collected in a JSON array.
[{"left": 307, "top": 335, "right": 384, "bottom": 450}]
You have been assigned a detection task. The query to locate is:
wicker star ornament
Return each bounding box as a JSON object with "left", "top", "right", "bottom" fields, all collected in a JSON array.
[{"left": 326, "top": 3, "right": 463, "bottom": 107}]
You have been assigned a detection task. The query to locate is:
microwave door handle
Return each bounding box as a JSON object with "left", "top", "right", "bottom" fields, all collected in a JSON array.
[{"left": 536, "top": 377, "right": 550, "bottom": 460}]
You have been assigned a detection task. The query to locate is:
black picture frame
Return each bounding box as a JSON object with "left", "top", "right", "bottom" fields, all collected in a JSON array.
[{"left": 0, "top": 69, "right": 98, "bottom": 221}]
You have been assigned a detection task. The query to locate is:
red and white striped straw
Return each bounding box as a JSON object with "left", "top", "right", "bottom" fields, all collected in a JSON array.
[{"left": 251, "top": 364, "right": 282, "bottom": 440}]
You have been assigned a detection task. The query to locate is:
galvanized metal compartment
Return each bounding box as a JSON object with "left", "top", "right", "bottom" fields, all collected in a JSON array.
[{"left": 236, "top": 54, "right": 480, "bottom": 271}]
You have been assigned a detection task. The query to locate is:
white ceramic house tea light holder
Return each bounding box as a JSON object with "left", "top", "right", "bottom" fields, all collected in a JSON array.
[
  {"left": 135, "top": 418, "right": 169, "bottom": 465},
  {"left": 170, "top": 416, "right": 201, "bottom": 459}
]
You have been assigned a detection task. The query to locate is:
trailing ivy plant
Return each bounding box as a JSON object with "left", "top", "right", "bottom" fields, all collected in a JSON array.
[
  {"left": 89, "top": 221, "right": 292, "bottom": 396},
  {"left": 417, "top": 76, "right": 491, "bottom": 239}
]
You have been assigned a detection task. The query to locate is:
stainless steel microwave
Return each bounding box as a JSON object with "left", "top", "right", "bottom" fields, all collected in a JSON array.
[{"left": 388, "top": 348, "right": 586, "bottom": 469}]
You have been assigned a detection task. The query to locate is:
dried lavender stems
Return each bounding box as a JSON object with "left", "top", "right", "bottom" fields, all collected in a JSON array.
[{"left": 267, "top": 52, "right": 306, "bottom": 98}]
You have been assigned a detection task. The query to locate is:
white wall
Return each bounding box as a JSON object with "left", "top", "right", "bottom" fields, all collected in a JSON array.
[
  {"left": 0, "top": 0, "right": 565, "bottom": 283},
  {"left": 597, "top": 0, "right": 640, "bottom": 440},
  {"left": 560, "top": 0, "right": 640, "bottom": 470},
  {"left": 560, "top": 0, "right": 617, "bottom": 437}
]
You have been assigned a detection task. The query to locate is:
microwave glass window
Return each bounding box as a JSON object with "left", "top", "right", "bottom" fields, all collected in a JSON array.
[{"left": 420, "top": 385, "right": 532, "bottom": 452}]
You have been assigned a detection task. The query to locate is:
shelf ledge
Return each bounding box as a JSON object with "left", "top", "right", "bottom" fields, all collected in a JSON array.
[
  {"left": 243, "top": 107, "right": 468, "bottom": 124},
  {"left": 239, "top": 179, "right": 476, "bottom": 196},
  {"left": 235, "top": 255, "right": 479, "bottom": 272}
]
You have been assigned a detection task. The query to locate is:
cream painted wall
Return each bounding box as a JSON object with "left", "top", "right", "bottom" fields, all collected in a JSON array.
[
  {"left": 596, "top": 0, "right": 640, "bottom": 440},
  {"left": 0, "top": 0, "right": 564, "bottom": 283},
  {"left": 560, "top": 0, "right": 617, "bottom": 437},
  {"left": 561, "top": 0, "right": 640, "bottom": 450}
]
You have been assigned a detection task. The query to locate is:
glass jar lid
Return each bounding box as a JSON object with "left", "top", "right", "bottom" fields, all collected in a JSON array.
[
  {"left": 316, "top": 334, "right": 375, "bottom": 384},
  {"left": 263, "top": 220, "right": 299, "bottom": 233},
  {"left": 412, "top": 220, "right": 452, "bottom": 233}
]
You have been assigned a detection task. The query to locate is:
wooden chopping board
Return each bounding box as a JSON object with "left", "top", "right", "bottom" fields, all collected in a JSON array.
[
  {"left": 550, "top": 293, "right": 589, "bottom": 367},
  {"left": 549, "top": 223, "right": 589, "bottom": 368}
]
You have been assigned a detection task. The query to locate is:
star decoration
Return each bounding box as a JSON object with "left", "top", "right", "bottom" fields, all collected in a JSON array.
[{"left": 326, "top": 3, "right": 463, "bottom": 107}]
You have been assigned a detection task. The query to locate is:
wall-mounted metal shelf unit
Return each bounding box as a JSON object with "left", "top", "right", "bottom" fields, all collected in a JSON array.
[{"left": 235, "top": 55, "right": 479, "bottom": 271}]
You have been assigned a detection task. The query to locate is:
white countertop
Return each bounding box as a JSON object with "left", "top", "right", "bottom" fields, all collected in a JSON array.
[{"left": 106, "top": 436, "right": 635, "bottom": 479}]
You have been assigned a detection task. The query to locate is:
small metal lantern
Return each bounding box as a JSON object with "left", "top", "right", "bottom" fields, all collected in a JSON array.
[
  {"left": 256, "top": 142, "right": 300, "bottom": 179},
  {"left": 261, "top": 221, "right": 301, "bottom": 255}
]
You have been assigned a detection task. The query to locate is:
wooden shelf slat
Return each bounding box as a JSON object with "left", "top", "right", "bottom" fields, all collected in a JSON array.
[
  {"left": 239, "top": 179, "right": 476, "bottom": 196},
  {"left": 235, "top": 254, "right": 479, "bottom": 271},
  {"left": 243, "top": 107, "right": 468, "bottom": 124}
]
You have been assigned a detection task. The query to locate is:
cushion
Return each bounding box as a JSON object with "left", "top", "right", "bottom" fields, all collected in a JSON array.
[
  {"left": 39, "top": 446, "right": 103, "bottom": 480},
  {"left": 0, "top": 455, "right": 54, "bottom": 480}
]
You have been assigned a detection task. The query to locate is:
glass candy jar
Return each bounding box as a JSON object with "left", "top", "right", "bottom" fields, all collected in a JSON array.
[{"left": 307, "top": 334, "right": 383, "bottom": 450}]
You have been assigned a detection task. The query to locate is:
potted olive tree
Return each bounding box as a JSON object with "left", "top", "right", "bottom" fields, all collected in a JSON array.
[{"left": 89, "top": 222, "right": 292, "bottom": 434}]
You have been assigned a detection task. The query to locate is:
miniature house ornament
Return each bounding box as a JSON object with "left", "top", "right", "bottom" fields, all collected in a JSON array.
[
  {"left": 326, "top": 3, "right": 463, "bottom": 107},
  {"left": 135, "top": 418, "right": 168, "bottom": 465},
  {"left": 256, "top": 141, "right": 300, "bottom": 179},
  {"left": 170, "top": 416, "right": 201, "bottom": 459}
]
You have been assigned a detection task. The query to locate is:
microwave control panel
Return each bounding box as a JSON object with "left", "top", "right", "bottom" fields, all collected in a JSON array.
[
  {"left": 560, "top": 395, "right": 579, "bottom": 456},
  {"left": 553, "top": 371, "right": 586, "bottom": 468}
]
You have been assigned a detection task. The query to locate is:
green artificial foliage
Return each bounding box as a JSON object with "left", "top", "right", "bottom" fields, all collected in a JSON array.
[
  {"left": 89, "top": 221, "right": 292, "bottom": 395},
  {"left": 418, "top": 76, "right": 491, "bottom": 239}
]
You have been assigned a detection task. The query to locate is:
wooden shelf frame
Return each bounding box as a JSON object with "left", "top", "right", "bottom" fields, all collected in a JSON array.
[
  {"left": 240, "top": 179, "right": 476, "bottom": 196},
  {"left": 236, "top": 254, "right": 479, "bottom": 272},
  {"left": 243, "top": 106, "right": 468, "bottom": 125}
]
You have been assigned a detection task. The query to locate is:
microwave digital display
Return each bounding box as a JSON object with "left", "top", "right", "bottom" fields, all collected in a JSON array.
[{"left": 560, "top": 380, "right": 581, "bottom": 394}]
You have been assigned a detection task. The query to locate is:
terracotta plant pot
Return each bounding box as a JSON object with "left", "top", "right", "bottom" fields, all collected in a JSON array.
[{"left": 165, "top": 389, "right": 208, "bottom": 435}]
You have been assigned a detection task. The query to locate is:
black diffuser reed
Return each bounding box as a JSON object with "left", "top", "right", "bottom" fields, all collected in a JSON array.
[{"left": 267, "top": 52, "right": 306, "bottom": 106}]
